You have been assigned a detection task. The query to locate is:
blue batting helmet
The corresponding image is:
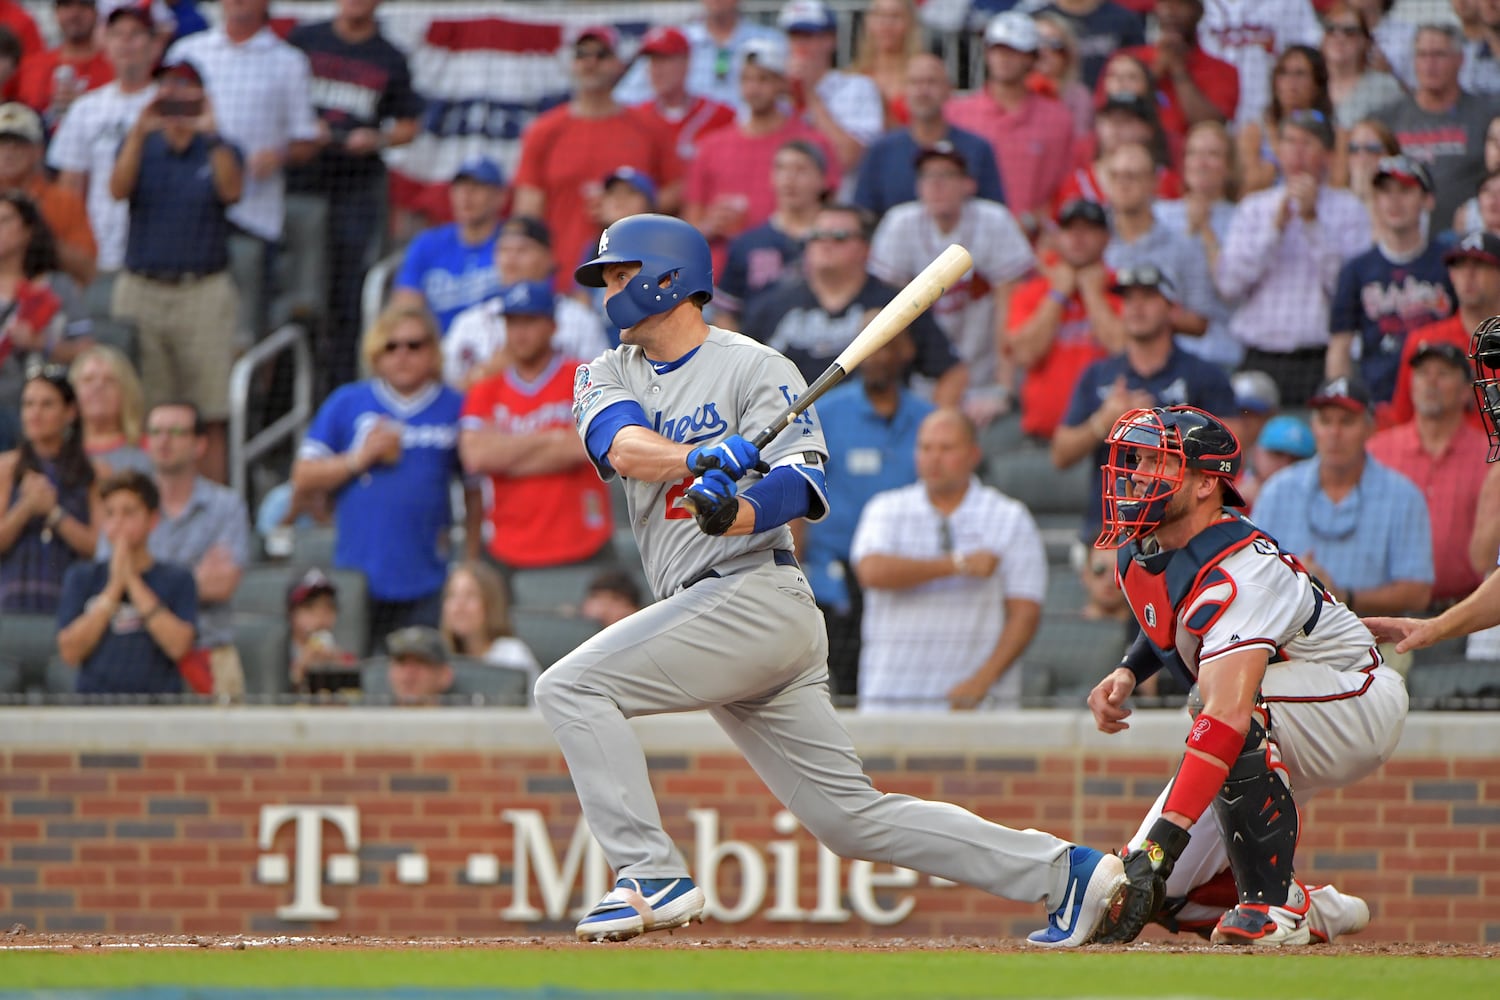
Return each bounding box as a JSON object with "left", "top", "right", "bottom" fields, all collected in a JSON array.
[{"left": 574, "top": 214, "right": 714, "bottom": 330}]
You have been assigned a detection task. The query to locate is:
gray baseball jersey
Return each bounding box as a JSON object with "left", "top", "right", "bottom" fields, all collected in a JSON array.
[{"left": 573, "top": 326, "right": 829, "bottom": 598}]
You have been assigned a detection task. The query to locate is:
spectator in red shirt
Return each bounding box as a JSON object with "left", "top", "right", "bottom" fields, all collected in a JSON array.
[
  {"left": 945, "top": 12, "right": 1074, "bottom": 236},
  {"left": 0, "top": 1, "right": 41, "bottom": 62},
  {"left": 1369, "top": 341, "right": 1490, "bottom": 606},
  {"left": 1117, "top": 0, "right": 1239, "bottom": 140},
  {"left": 15, "top": 0, "right": 114, "bottom": 127},
  {"left": 512, "top": 26, "right": 682, "bottom": 291},
  {"left": 1005, "top": 198, "right": 1123, "bottom": 440},
  {"left": 1388, "top": 232, "right": 1500, "bottom": 430},
  {"left": 686, "top": 36, "right": 839, "bottom": 275},
  {"left": 1055, "top": 93, "right": 1182, "bottom": 210},
  {"left": 457, "top": 279, "right": 612, "bottom": 572},
  {"left": 630, "top": 26, "right": 735, "bottom": 162}
]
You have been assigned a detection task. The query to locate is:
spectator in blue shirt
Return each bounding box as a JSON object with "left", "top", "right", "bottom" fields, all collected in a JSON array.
[
  {"left": 56, "top": 468, "right": 197, "bottom": 697},
  {"left": 797, "top": 323, "right": 934, "bottom": 697},
  {"left": 291, "top": 303, "right": 481, "bottom": 651},
  {"left": 853, "top": 53, "right": 1005, "bottom": 220},
  {"left": 1251, "top": 376, "right": 1434, "bottom": 620},
  {"left": 1051, "top": 264, "right": 1236, "bottom": 542},
  {"left": 390, "top": 157, "right": 506, "bottom": 335},
  {"left": 108, "top": 56, "right": 243, "bottom": 484}
]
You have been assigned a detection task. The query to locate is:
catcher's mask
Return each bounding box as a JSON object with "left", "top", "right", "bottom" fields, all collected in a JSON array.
[
  {"left": 1471, "top": 315, "right": 1500, "bottom": 463},
  {"left": 1097, "top": 405, "right": 1246, "bottom": 549}
]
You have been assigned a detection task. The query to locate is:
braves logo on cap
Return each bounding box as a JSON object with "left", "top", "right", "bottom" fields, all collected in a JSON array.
[{"left": 1464, "top": 232, "right": 1485, "bottom": 252}]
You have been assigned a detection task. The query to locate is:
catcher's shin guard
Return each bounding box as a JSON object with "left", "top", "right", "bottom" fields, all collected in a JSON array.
[{"left": 1210, "top": 717, "right": 1298, "bottom": 908}]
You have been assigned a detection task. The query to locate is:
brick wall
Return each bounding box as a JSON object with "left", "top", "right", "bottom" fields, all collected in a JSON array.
[{"left": 1, "top": 711, "right": 1498, "bottom": 943}]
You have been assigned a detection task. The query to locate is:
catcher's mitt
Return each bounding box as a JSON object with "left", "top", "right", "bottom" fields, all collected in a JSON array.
[{"left": 1092, "top": 820, "right": 1193, "bottom": 944}]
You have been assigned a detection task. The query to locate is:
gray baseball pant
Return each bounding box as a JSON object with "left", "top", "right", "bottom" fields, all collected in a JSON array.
[{"left": 534, "top": 554, "right": 1074, "bottom": 909}]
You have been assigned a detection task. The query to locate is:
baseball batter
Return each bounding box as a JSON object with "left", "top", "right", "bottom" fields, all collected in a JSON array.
[
  {"left": 1087, "top": 406, "right": 1405, "bottom": 946},
  {"left": 536, "top": 213, "right": 1127, "bottom": 946}
]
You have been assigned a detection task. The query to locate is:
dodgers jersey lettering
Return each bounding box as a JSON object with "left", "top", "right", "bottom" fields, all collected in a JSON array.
[{"left": 573, "top": 327, "right": 829, "bottom": 598}]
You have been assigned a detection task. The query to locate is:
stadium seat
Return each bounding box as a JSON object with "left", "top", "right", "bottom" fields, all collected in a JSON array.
[
  {"left": 511, "top": 609, "right": 600, "bottom": 670},
  {"left": 358, "top": 655, "right": 530, "bottom": 705},
  {"left": 1408, "top": 637, "right": 1500, "bottom": 704},
  {"left": 1044, "top": 566, "right": 1089, "bottom": 617},
  {"left": 269, "top": 194, "right": 330, "bottom": 331},
  {"left": 84, "top": 317, "right": 141, "bottom": 370},
  {"left": 233, "top": 612, "right": 291, "bottom": 698},
  {"left": 510, "top": 564, "right": 602, "bottom": 611},
  {"left": 981, "top": 441, "right": 1093, "bottom": 515},
  {"left": 977, "top": 413, "right": 1027, "bottom": 461},
  {"left": 0, "top": 613, "right": 62, "bottom": 695},
  {"left": 1023, "top": 614, "right": 1131, "bottom": 700}
]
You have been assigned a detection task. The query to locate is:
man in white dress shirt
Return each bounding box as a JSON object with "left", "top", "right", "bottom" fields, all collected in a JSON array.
[{"left": 851, "top": 409, "right": 1047, "bottom": 711}]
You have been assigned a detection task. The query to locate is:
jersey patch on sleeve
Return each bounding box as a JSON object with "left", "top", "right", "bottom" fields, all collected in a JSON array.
[{"left": 1183, "top": 567, "right": 1237, "bottom": 637}]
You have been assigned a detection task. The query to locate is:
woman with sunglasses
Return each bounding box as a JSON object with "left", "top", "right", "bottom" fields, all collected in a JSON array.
[
  {"left": 1028, "top": 13, "right": 1093, "bottom": 140},
  {"left": 291, "top": 303, "right": 481, "bottom": 653},
  {"left": 1322, "top": 3, "right": 1404, "bottom": 132},
  {"left": 1336, "top": 117, "right": 1401, "bottom": 209},
  {"left": 1237, "top": 45, "right": 1336, "bottom": 195},
  {"left": 0, "top": 367, "right": 102, "bottom": 692}
]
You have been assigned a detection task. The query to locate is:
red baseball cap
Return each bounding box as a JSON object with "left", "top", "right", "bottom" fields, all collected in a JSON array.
[
  {"left": 574, "top": 24, "right": 619, "bottom": 52},
  {"left": 640, "top": 26, "right": 689, "bottom": 58}
]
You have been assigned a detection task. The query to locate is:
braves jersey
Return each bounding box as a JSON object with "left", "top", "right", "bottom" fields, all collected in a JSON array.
[
  {"left": 573, "top": 327, "right": 829, "bottom": 599},
  {"left": 1119, "top": 517, "right": 1377, "bottom": 689},
  {"left": 461, "top": 354, "right": 611, "bottom": 568},
  {"left": 1329, "top": 241, "right": 1456, "bottom": 404},
  {"left": 1198, "top": 0, "right": 1323, "bottom": 125}
]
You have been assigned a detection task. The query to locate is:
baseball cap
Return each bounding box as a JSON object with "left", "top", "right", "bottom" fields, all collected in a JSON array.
[
  {"left": 603, "top": 167, "right": 659, "bottom": 210},
  {"left": 0, "top": 103, "right": 42, "bottom": 144},
  {"left": 153, "top": 57, "right": 204, "bottom": 87},
  {"left": 1099, "top": 92, "right": 1155, "bottom": 122},
  {"left": 780, "top": 138, "right": 829, "bottom": 178},
  {"left": 1109, "top": 264, "right": 1177, "bottom": 303},
  {"left": 778, "top": 0, "right": 837, "bottom": 34},
  {"left": 501, "top": 215, "right": 551, "bottom": 249},
  {"left": 742, "top": 36, "right": 789, "bottom": 76},
  {"left": 102, "top": 0, "right": 173, "bottom": 32},
  {"left": 1308, "top": 375, "right": 1373, "bottom": 414},
  {"left": 1444, "top": 230, "right": 1500, "bottom": 269},
  {"left": 286, "top": 567, "right": 338, "bottom": 612},
  {"left": 639, "top": 25, "right": 690, "bottom": 58},
  {"left": 1257, "top": 415, "right": 1315, "bottom": 459},
  {"left": 1057, "top": 198, "right": 1108, "bottom": 229},
  {"left": 1231, "top": 370, "right": 1281, "bottom": 414},
  {"left": 914, "top": 140, "right": 969, "bottom": 173},
  {"left": 498, "top": 279, "right": 556, "bottom": 319},
  {"left": 1282, "top": 108, "right": 1335, "bottom": 150},
  {"left": 984, "top": 12, "right": 1040, "bottom": 53},
  {"left": 452, "top": 156, "right": 504, "bottom": 188},
  {"left": 386, "top": 626, "right": 448, "bottom": 666},
  {"left": 1373, "top": 154, "right": 1434, "bottom": 193},
  {"left": 1411, "top": 339, "right": 1473, "bottom": 376},
  {"left": 573, "top": 24, "right": 619, "bottom": 52}
]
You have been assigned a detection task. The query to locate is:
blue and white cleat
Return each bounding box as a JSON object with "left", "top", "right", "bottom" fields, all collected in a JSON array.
[
  {"left": 1026, "top": 846, "right": 1128, "bottom": 948},
  {"left": 575, "top": 876, "right": 706, "bottom": 942}
]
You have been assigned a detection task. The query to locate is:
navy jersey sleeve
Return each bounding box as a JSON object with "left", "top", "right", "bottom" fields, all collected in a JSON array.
[
  {"left": 718, "top": 234, "right": 753, "bottom": 313},
  {"left": 1062, "top": 364, "right": 1103, "bottom": 428},
  {"left": 961, "top": 132, "right": 1006, "bottom": 206},
  {"left": 908, "top": 310, "right": 958, "bottom": 378},
  {"left": 852, "top": 136, "right": 890, "bottom": 215},
  {"left": 56, "top": 561, "right": 95, "bottom": 631},
  {"left": 1328, "top": 256, "right": 1362, "bottom": 335},
  {"left": 380, "top": 41, "right": 424, "bottom": 121}
]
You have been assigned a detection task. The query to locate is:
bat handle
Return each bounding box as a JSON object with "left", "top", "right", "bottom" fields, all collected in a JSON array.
[{"left": 750, "top": 424, "right": 779, "bottom": 450}]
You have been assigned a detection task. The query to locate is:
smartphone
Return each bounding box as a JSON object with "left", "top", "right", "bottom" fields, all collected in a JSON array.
[{"left": 155, "top": 97, "right": 203, "bottom": 118}]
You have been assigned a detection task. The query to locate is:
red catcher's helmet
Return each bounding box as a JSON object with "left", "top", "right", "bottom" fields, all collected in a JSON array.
[{"left": 1097, "top": 405, "right": 1246, "bottom": 548}]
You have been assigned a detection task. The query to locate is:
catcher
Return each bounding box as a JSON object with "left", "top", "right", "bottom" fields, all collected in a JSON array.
[{"left": 1087, "top": 406, "right": 1406, "bottom": 945}]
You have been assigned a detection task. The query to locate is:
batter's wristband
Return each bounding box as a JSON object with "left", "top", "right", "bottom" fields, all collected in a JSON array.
[{"left": 1121, "top": 634, "right": 1162, "bottom": 683}]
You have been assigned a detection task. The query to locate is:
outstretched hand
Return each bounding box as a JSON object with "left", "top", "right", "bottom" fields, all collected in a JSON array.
[{"left": 1362, "top": 616, "right": 1436, "bottom": 654}]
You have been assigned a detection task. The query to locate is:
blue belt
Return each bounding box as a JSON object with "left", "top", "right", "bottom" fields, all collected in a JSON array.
[{"left": 684, "top": 549, "right": 798, "bottom": 589}]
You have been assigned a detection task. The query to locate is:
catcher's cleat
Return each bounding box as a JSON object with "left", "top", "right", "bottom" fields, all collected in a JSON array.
[
  {"left": 1306, "top": 884, "right": 1370, "bottom": 943},
  {"left": 1026, "top": 846, "right": 1129, "bottom": 948},
  {"left": 575, "top": 876, "right": 705, "bottom": 943},
  {"left": 1210, "top": 882, "right": 1313, "bottom": 947}
]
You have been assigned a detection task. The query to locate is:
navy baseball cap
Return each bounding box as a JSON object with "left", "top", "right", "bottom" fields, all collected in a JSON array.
[
  {"left": 1444, "top": 231, "right": 1500, "bottom": 269},
  {"left": 1309, "top": 375, "right": 1373, "bottom": 414},
  {"left": 1057, "top": 198, "right": 1108, "bottom": 228},
  {"left": 453, "top": 156, "right": 505, "bottom": 187},
  {"left": 502, "top": 215, "right": 551, "bottom": 249},
  {"left": 914, "top": 140, "right": 969, "bottom": 173},
  {"left": 498, "top": 279, "right": 556, "bottom": 319},
  {"left": 603, "top": 167, "right": 659, "bottom": 210},
  {"left": 1411, "top": 339, "right": 1472, "bottom": 376},
  {"left": 778, "top": 0, "right": 836, "bottom": 34}
]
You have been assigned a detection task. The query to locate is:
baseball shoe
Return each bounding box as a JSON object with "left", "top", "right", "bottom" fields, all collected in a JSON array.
[
  {"left": 1210, "top": 881, "right": 1312, "bottom": 947},
  {"left": 575, "top": 876, "right": 705, "bottom": 943},
  {"left": 1026, "top": 846, "right": 1128, "bottom": 948},
  {"left": 1306, "top": 883, "right": 1370, "bottom": 943}
]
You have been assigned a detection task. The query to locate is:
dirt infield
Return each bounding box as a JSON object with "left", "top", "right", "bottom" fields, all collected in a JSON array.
[{"left": 1, "top": 929, "right": 1492, "bottom": 958}]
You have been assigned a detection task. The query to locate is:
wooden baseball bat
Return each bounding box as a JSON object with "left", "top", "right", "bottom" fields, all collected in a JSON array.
[
  {"left": 681, "top": 244, "right": 973, "bottom": 518},
  {"left": 749, "top": 242, "right": 974, "bottom": 449}
]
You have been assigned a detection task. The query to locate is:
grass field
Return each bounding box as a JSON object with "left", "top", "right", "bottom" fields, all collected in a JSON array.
[{"left": 0, "top": 947, "right": 1495, "bottom": 999}]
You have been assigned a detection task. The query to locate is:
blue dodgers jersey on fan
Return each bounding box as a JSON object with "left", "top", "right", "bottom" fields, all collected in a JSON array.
[
  {"left": 1329, "top": 240, "right": 1455, "bottom": 403},
  {"left": 302, "top": 380, "right": 464, "bottom": 601},
  {"left": 393, "top": 223, "right": 503, "bottom": 333}
]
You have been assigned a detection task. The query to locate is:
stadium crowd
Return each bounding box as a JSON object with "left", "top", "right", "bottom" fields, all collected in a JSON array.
[{"left": 0, "top": 0, "right": 1497, "bottom": 708}]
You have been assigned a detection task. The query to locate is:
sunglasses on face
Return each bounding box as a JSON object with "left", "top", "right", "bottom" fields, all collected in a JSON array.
[
  {"left": 1347, "top": 142, "right": 1386, "bottom": 155},
  {"left": 1038, "top": 38, "right": 1068, "bottom": 53},
  {"left": 808, "top": 229, "right": 859, "bottom": 243},
  {"left": 383, "top": 338, "right": 431, "bottom": 355},
  {"left": 574, "top": 47, "right": 611, "bottom": 62},
  {"left": 146, "top": 426, "right": 195, "bottom": 439},
  {"left": 1326, "top": 24, "right": 1364, "bottom": 38}
]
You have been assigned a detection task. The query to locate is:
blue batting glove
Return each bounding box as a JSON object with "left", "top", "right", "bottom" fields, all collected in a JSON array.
[
  {"left": 686, "top": 435, "right": 767, "bottom": 481},
  {"left": 684, "top": 468, "right": 739, "bottom": 536}
]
